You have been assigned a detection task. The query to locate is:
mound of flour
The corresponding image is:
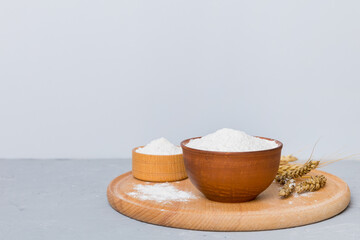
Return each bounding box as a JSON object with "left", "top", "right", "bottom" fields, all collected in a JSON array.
[
  {"left": 186, "top": 128, "right": 278, "bottom": 152},
  {"left": 136, "top": 137, "right": 182, "bottom": 155},
  {"left": 127, "top": 183, "right": 197, "bottom": 203}
]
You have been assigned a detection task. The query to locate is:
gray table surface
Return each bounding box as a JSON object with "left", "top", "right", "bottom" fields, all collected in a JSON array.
[{"left": 0, "top": 159, "right": 359, "bottom": 240}]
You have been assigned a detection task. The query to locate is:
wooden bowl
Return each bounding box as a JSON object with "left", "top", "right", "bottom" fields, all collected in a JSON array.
[
  {"left": 181, "top": 137, "right": 283, "bottom": 203},
  {"left": 132, "top": 147, "right": 187, "bottom": 182}
]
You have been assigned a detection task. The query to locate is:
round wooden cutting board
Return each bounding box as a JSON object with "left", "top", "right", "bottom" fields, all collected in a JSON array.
[{"left": 107, "top": 170, "right": 350, "bottom": 231}]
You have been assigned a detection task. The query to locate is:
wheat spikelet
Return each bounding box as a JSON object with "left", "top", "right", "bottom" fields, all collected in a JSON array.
[
  {"left": 296, "top": 175, "right": 327, "bottom": 193},
  {"left": 280, "top": 155, "right": 298, "bottom": 165},
  {"left": 277, "top": 164, "right": 302, "bottom": 175},
  {"left": 279, "top": 179, "right": 296, "bottom": 198},
  {"left": 276, "top": 160, "right": 320, "bottom": 184}
]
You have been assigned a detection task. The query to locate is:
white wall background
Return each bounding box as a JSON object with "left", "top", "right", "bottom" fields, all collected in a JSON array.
[{"left": 0, "top": 0, "right": 359, "bottom": 159}]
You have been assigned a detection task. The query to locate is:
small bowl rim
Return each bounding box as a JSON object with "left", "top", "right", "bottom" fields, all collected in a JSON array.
[
  {"left": 132, "top": 146, "right": 183, "bottom": 157},
  {"left": 181, "top": 136, "right": 283, "bottom": 155}
]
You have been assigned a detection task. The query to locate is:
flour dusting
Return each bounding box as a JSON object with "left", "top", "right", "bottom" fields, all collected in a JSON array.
[
  {"left": 127, "top": 183, "right": 197, "bottom": 203},
  {"left": 294, "top": 192, "right": 312, "bottom": 198}
]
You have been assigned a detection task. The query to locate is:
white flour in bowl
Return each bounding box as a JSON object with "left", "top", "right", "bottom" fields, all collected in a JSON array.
[
  {"left": 127, "top": 183, "right": 197, "bottom": 203},
  {"left": 136, "top": 137, "right": 182, "bottom": 155},
  {"left": 186, "top": 128, "right": 278, "bottom": 152}
]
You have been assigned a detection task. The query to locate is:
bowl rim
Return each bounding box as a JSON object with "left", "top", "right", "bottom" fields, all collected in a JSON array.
[{"left": 181, "top": 136, "right": 283, "bottom": 155}]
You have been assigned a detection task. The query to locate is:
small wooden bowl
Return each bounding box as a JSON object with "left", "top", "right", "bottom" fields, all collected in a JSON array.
[
  {"left": 132, "top": 147, "right": 187, "bottom": 182},
  {"left": 181, "top": 137, "right": 283, "bottom": 203}
]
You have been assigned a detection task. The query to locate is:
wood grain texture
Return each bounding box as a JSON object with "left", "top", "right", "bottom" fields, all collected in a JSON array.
[
  {"left": 181, "top": 137, "right": 283, "bottom": 202},
  {"left": 132, "top": 147, "right": 187, "bottom": 182},
  {"left": 107, "top": 170, "right": 350, "bottom": 231}
]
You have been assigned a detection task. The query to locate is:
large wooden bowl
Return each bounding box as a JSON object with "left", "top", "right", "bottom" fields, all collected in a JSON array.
[
  {"left": 132, "top": 147, "right": 187, "bottom": 182},
  {"left": 181, "top": 137, "right": 282, "bottom": 203}
]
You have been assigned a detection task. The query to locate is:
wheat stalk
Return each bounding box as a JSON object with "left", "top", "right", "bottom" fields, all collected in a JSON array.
[
  {"left": 280, "top": 155, "right": 298, "bottom": 165},
  {"left": 276, "top": 160, "right": 320, "bottom": 184}
]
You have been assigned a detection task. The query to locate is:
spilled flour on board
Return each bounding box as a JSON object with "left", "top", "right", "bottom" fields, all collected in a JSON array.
[
  {"left": 127, "top": 183, "right": 197, "bottom": 203},
  {"left": 293, "top": 192, "right": 313, "bottom": 198}
]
